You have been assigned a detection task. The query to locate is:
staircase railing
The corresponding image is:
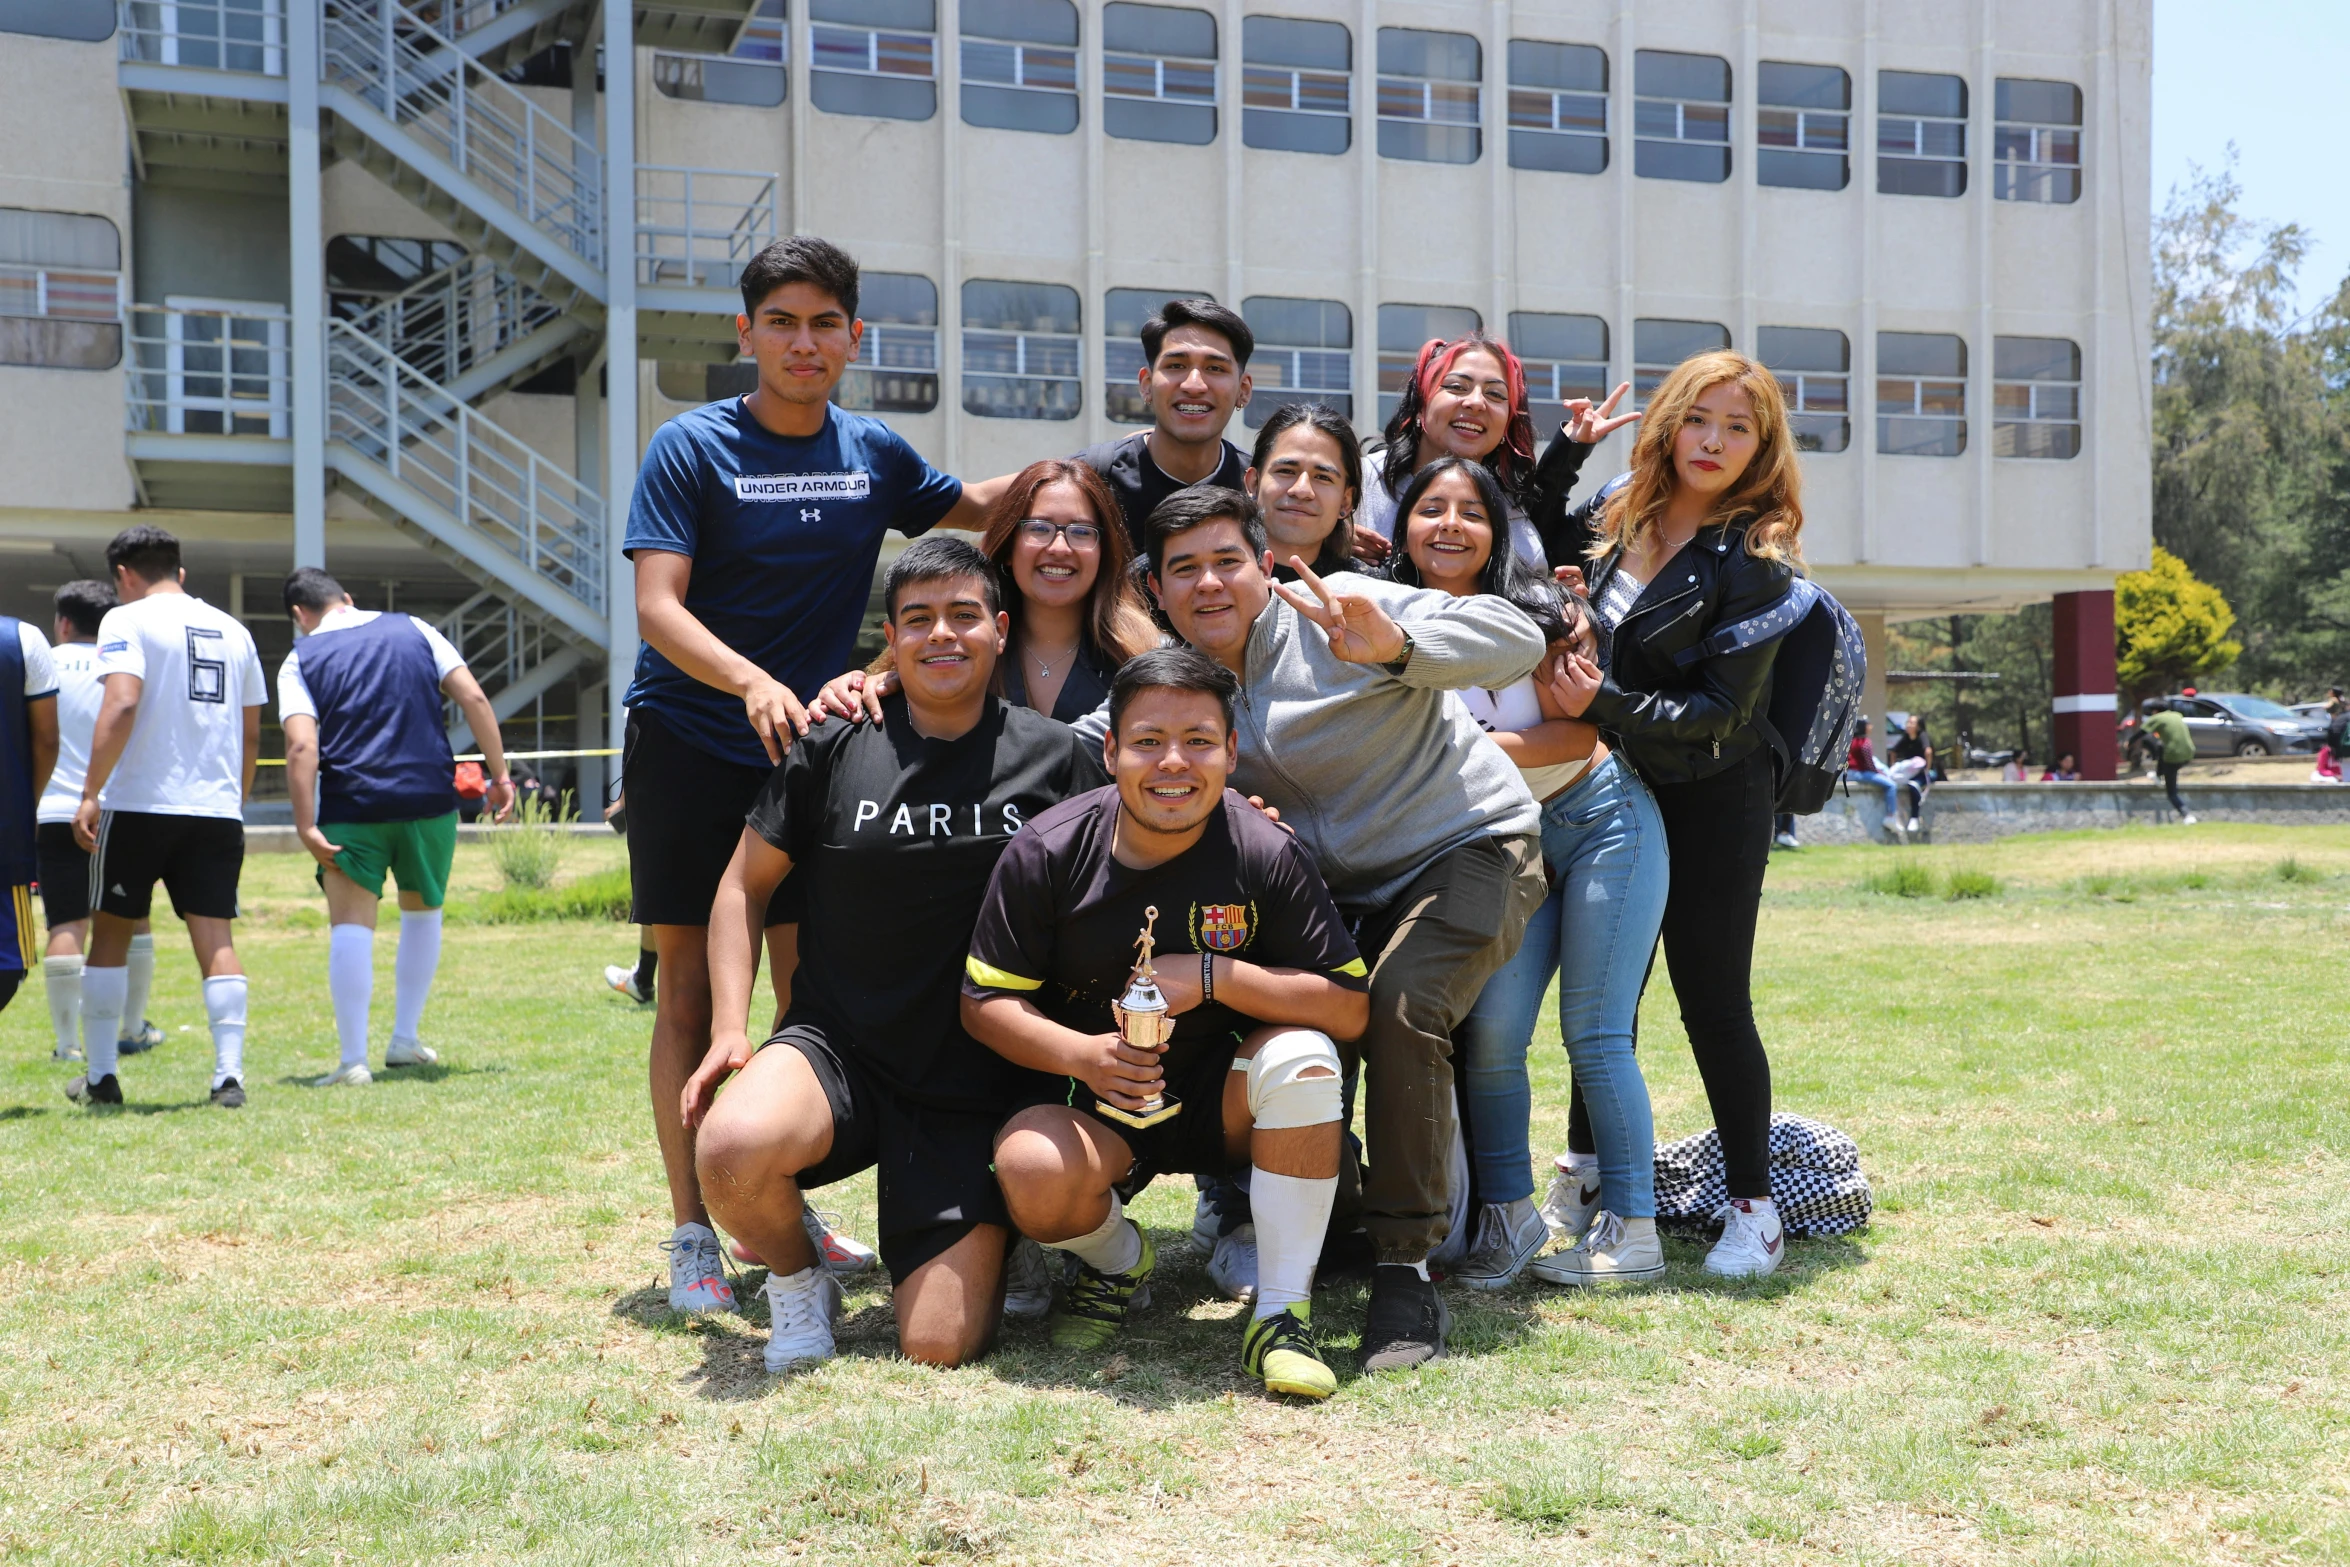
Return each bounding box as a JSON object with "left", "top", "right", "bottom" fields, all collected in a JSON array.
[
  {"left": 321, "top": 0, "right": 601, "bottom": 265},
  {"left": 120, "top": 0, "right": 289, "bottom": 75},
  {"left": 435, "top": 587, "right": 567, "bottom": 700},
  {"left": 636, "top": 165, "right": 779, "bottom": 289},
  {"left": 338, "top": 254, "right": 560, "bottom": 386},
  {"left": 326, "top": 317, "right": 602, "bottom": 614}
]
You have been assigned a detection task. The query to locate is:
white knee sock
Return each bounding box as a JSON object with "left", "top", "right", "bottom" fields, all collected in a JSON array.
[
  {"left": 120, "top": 932, "right": 155, "bottom": 1041},
  {"left": 327, "top": 925, "right": 374, "bottom": 1069},
  {"left": 81, "top": 966, "right": 126, "bottom": 1080},
  {"left": 204, "top": 974, "right": 248, "bottom": 1088},
  {"left": 389, "top": 909, "right": 442, "bottom": 1045},
  {"left": 1051, "top": 1191, "right": 1142, "bottom": 1276},
  {"left": 1250, "top": 1167, "right": 1337, "bottom": 1319},
  {"left": 43, "top": 955, "right": 82, "bottom": 1056}
]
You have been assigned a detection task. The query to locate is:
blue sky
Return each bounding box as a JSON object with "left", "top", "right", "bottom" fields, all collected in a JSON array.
[{"left": 2153, "top": 0, "right": 2350, "bottom": 317}]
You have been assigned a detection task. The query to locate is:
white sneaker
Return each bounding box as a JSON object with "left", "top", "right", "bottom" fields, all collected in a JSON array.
[
  {"left": 1529, "top": 1210, "right": 1665, "bottom": 1286},
  {"left": 1451, "top": 1198, "right": 1549, "bottom": 1289},
  {"left": 801, "top": 1207, "right": 879, "bottom": 1277},
  {"left": 315, "top": 1062, "right": 373, "bottom": 1088},
  {"left": 1003, "top": 1236, "right": 1056, "bottom": 1320},
  {"left": 1704, "top": 1199, "right": 1785, "bottom": 1279},
  {"left": 662, "top": 1222, "right": 737, "bottom": 1315},
  {"left": 604, "top": 963, "right": 650, "bottom": 1005},
  {"left": 1207, "top": 1222, "right": 1259, "bottom": 1304},
  {"left": 51, "top": 1044, "right": 83, "bottom": 1063},
  {"left": 762, "top": 1267, "right": 843, "bottom": 1371},
  {"left": 384, "top": 1036, "right": 438, "bottom": 1068},
  {"left": 1773, "top": 831, "right": 1800, "bottom": 850},
  {"left": 1539, "top": 1158, "right": 1603, "bottom": 1243},
  {"left": 2180, "top": 812, "right": 2198, "bottom": 825},
  {"left": 1190, "top": 1177, "right": 1251, "bottom": 1255}
]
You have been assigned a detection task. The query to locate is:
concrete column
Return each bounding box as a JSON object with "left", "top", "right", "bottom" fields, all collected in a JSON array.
[
  {"left": 1353, "top": 0, "right": 1377, "bottom": 438},
  {"left": 287, "top": 0, "right": 326, "bottom": 568},
  {"left": 2051, "top": 589, "right": 2117, "bottom": 779},
  {"left": 603, "top": 0, "right": 639, "bottom": 758},
  {"left": 940, "top": 0, "right": 964, "bottom": 474},
  {"left": 1858, "top": 610, "right": 1889, "bottom": 743}
]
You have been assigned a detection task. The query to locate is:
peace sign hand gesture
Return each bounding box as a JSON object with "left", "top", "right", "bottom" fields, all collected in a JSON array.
[
  {"left": 1561, "top": 382, "right": 1643, "bottom": 445},
  {"left": 1271, "top": 555, "right": 1410, "bottom": 667}
]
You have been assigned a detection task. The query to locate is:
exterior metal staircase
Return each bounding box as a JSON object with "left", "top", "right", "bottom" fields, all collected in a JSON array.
[{"left": 339, "top": 253, "right": 586, "bottom": 404}]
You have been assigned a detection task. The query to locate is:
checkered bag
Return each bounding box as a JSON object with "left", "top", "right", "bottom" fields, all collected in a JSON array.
[{"left": 1652, "top": 1112, "right": 1873, "bottom": 1238}]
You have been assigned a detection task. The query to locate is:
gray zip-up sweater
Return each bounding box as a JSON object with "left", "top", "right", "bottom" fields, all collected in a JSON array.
[{"left": 1075, "top": 575, "right": 1544, "bottom": 916}]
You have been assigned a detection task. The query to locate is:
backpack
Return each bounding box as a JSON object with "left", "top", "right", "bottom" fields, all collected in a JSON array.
[{"left": 1669, "top": 574, "right": 1868, "bottom": 815}]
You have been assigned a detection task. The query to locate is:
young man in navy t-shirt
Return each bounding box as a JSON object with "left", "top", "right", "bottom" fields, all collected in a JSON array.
[{"left": 622, "top": 236, "right": 988, "bottom": 1316}]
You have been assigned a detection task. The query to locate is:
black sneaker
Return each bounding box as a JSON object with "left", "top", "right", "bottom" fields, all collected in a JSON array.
[
  {"left": 66, "top": 1073, "right": 123, "bottom": 1106},
  {"left": 210, "top": 1078, "right": 246, "bottom": 1110},
  {"left": 1358, "top": 1264, "right": 1450, "bottom": 1374}
]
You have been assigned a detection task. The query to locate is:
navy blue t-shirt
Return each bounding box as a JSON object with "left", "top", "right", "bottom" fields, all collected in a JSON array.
[{"left": 622, "top": 399, "right": 963, "bottom": 767}]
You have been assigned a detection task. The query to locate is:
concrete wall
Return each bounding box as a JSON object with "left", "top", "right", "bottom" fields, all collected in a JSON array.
[{"left": 1806, "top": 780, "right": 2350, "bottom": 845}]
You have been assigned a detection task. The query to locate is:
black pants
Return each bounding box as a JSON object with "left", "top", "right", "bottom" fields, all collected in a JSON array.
[
  {"left": 2157, "top": 759, "right": 2188, "bottom": 814},
  {"left": 1571, "top": 746, "right": 1776, "bottom": 1197}
]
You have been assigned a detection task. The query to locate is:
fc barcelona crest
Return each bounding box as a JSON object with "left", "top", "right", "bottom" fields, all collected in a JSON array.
[{"left": 1192, "top": 901, "right": 1254, "bottom": 953}]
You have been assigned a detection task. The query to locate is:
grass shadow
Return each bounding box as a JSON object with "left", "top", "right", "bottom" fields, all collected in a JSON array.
[{"left": 0, "top": 1106, "right": 51, "bottom": 1121}]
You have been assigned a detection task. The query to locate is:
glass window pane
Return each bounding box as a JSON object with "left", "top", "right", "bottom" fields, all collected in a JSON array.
[
  {"left": 1511, "top": 312, "right": 1606, "bottom": 362},
  {"left": 962, "top": 0, "right": 1077, "bottom": 46},
  {"left": 862, "top": 272, "right": 938, "bottom": 326},
  {"left": 1509, "top": 39, "right": 1605, "bottom": 93},
  {"left": 2033, "top": 385, "right": 2080, "bottom": 420},
  {"left": 815, "top": 0, "right": 934, "bottom": 26},
  {"left": 1296, "top": 71, "right": 1350, "bottom": 114},
  {"left": 1789, "top": 414, "right": 1850, "bottom": 452},
  {"left": 1381, "top": 303, "right": 1482, "bottom": 352},
  {"left": 1103, "top": 2, "right": 1214, "bottom": 58},
  {"left": 1634, "top": 49, "right": 1729, "bottom": 102},
  {"left": 1102, "top": 56, "right": 1159, "bottom": 96},
  {"left": 1681, "top": 103, "right": 1730, "bottom": 142},
  {"left": 654, "top": 55, "right": 788, "bottom": 106},
  {"left": 0, "top": 0, "right": 112, "bottom": 40},
  {"left": 1917, "top": 381, "right": 1967, "bottom": 416},
  {"left": 962, "top": 39, "right": 1018, "bottom": 84},
  {"left": 1378, "top": 120, "right": 1479, "bottom": 164},
  {"left": 1758, "top": 149, "right": 1847, "bottom": 189},
  {"left": 1378, "top": 78, "right": 1426, "bottom": 119},
  {"left": 0, "top": 209, "right": 122, "bottom": 271},
  {"left": 1758, "top": 108, "right": 1802, "bottom": 148},
  {"left": 1427, "top": 82, "right": 1480, "bottom": 124},
  {"left": 1632, "top": 99, "right": 1682, "bottom": 139},
  {"left": 1379, "top": 27, "right": 1480, "bottom": 82},
  {"left": 1161, "top": 60, "right": 1216, "bottom": 100},
  {"left": 812, "top": 71, "right": 935, "bottom": 119},
  {"left": 1994, "top": 420, "right": 2078, "bottom": 459},
  {"left": 1759, "top": 61, "right": 1848, "bottom": 110},
  {"left": 1757, "top": 326, "right": 1848, "bottom": 373},
  {"left": 1880, "top": 415, "right": 1966, "bottom": 457},
  {"left": 961, "top": 81, "right": 1079, "bottom": 132},
  {"left": 963, "top": 280, "right": 1081, "bottom": 333},
  {"left": 1510, "top": 130, "right": 1606, "bottom": 174},
  {"left": 1245, "top": 108, "right": 1350, "bottom": 154},
  {"left": 1244, "top": 296, "right": 1351, "bottom": 349},
  {"left": 1105, "top": 98, "right": 1216, "bottom": 144},
  {"left": 1916, "top": 120, "right": 1967, "bottom": 159},
  {"left": 1025, "top": 48, "right": 1078, "bottom": 91},
  {"left": 1635, "top": 141, "right": 1730, "bottom": 182},
  {"left": 1993, "top": 335, "right": 2078, "bottom": 381},
  {"left": 1879, "top": 70, "right": 1965, "bottom": 119},
  {"left": 1993, "top": 383, "right": 2034, "bottom": 419},
  {"left": 1878, "top": 331, "right": 1965, "bottom": 377},
  {"left": 1244, "top": 15, "right": 1347, "bottom": 72},
  {"left": 1996, "top": 76, "right": 2080, "bottom": 125},
  {"left": 1635, "top": 318, "right": 1730, "bottom": 365},
  {"left": 1879, "top": 156, "right": 1966, "bottom": 197}
]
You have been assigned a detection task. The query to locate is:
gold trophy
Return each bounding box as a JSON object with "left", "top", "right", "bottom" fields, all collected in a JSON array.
[{"left": 1096, "top": 906, "right": 1182, "bottom": 1129}]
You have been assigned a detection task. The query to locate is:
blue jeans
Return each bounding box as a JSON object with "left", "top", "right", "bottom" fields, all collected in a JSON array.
[
  {"left": 1456, "top": 754, "right": 1669, "bottom": 1217},
  {"left": 1846, "top": 767, "right": 1901, "bottom": 815}
]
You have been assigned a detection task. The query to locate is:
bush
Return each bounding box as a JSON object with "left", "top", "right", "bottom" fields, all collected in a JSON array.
[
  {"left": 458, "top": 865, "right": 632, "bottom": 925},
  {"left": 1944, "top": 866, "right": 1999, "bottom": 900},
  {"left": 1863, "top": 861, "right": 1937, "bottom": 898},
  {"left": 487, "top": 790, "right": 569, "bottom": 890}
]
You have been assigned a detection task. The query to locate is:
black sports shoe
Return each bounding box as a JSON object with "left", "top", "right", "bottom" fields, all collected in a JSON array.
[
  {"left": 210, "top": 1078, "right": 246, "bottom": 1110},
  {"left": 1357, "top": 1264, "right": 1449, "bottom": 1374},
  {"left": 66, "top": 1073, "right": 123, "bottom": 1106}
]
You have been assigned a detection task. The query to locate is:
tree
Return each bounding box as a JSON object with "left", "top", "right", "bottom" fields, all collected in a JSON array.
[{"left": 2115, "top": 546, "right": 2242, "bottom": 702}]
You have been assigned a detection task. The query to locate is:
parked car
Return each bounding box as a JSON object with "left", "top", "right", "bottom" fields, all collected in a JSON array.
[{"left": 2155, "top": 692, "right": 2321, "bottom": 756}]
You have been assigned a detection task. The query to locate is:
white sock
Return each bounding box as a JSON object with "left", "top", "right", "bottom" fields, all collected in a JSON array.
[
  {"left": 1051, "top": 1192, "right": 1142, "bottom": 1276},
  {"left": 1407, "top": 1258, "right": 1431, "bottom": 1281},
  {"left": 1561, "top": 1150, "right": 1599, "bottom": 1173},
  {"left": 81, "top": 965, "right": 126, "bottom": 1080},
  {"left": 1249, "top": 1166, "right": 1336, "bottom": 1319},
  {"left": 389, "top": 908, "right": 442, "bottom": 1044},
  {"left": 120, "top": 932, "right": 156, "bottom": 1041},
  {"left": 43, "top": 955, "right": 82, "bottom": 1055},
  {"left": 204, "top": 974, "right": 248, "bottom": 1088},
  {"left": 327, "top": 924, "right": 374, "bottom": 1069}
]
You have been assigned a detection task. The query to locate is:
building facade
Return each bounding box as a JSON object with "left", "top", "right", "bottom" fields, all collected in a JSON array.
[{"left": 0, "top": 0, "right": 2152, "bottom": 802}]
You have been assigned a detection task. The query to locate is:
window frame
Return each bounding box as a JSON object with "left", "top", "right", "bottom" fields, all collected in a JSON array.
[
  {"left": 810, "top": 18, "right": 939, "bottom": 122},
  {"left": 1509, "top": 311, "right": 1609, "bottom": 432},
  {"left": 1102, "top": 3, "right": 1219, "bottom": 147},
  {"left": 1240, "top": 294, "right": 1353, "bottom": 427},
  {"left": 1241, "top": 15, "right": 1351, "bottom": 154},
  {"left": 960, "top": 0, "right": 1082, "bottom": 134},
  {"left": 0, "top": 207, "right": 125, "bottom": 371},
  {"left": 1756, "top": 61, "right": 1849, "bottom": 191},
  {"left": 1991, "top": 335, "right": 2080, "bottom": 459},
  {"left": 1755, "top": 325, "right": 1851, "bottom": 453},
  {"left": 1876, "top": 331, "right": 1968, "bottom": 457},
  {"left": 960, "top": 279, "right": 1083, "bottom": 422},
  {"left": 1877, "top": 70, "right": 1969, "bottom": 198},
  {"left": 1632, "top": 49, "right": 1731, "bottom": 184},
  {"left": 1506, "top": 39, "right": 1608, "bottom": 175},
  {"left": 1993, "top": 77, "right": 2082, "bottom": 205},
  {"left": 1376, "top": 27, "right": 1483, "bottom": 166},
  {"left": 1631, "top": 317, "right": 1731, "bottom": 407}
]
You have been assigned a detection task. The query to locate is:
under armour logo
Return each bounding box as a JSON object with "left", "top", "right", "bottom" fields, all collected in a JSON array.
[{"left": 800, "top": 507, "right": 822, "bottom": 522}]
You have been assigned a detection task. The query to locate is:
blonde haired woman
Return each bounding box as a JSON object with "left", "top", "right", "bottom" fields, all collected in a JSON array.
[{"left": 1547, "top": 351, "right": 1804, "bottom": 1280}]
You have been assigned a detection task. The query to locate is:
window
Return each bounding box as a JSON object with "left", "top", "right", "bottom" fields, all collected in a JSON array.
[
  {"left": 654, "top": 0, "right": 787, "bottom": 107},
  {"left": 1758, "top": 62, "right": 1848, "bottom": 190},
  {"left": 1993, "top": 335, "right": 2079, "bottom": 458},
  {"left": 1104, "top": 286, "right": 1212, "bottom": 424},
  {"left": 0, "top": 208, "right": 122, "bottom": 371},
  {"left": 1878, "top": 331, "right": 1967, "bottom": 456},
  {"left": 1103, "top": 3, "right": 1216, "bottom": 145},
  {"left": 811, "top": 0, "right": 936, "bottom": 121},
  {"left": 833, "top": 272, "right": 940, "bottom": 414},
  {"left": 1996, "top": 78, "right": 2082, "bottom": 204},
  {"left": 1241, "top": 295, "right": 1351, "bottom": 426},
  {"left": 1510, "top": 313, "right": 1608, "bottom": 435},
  {"left": 1879, "top": 71, "right": 1967, "bottom": 197},
  {"left": 1242, "top": 15, "right": 1349, "bottom": 155},
  {"left": 1, "top": 0, "right": 112, "bottom": 41},
  {"left": 120, "top": 0, "right": 278, "bottom": 72},
  {"left": 1756, "top": 326, "right": 1850, "bottom": 452},
  {"left": 1634, "top": 50, "right": 1729, "bottom": 183},
  {"left": 962, "top": 279, "right": 1080, "bottom": 420},
  {"left": 1377, "top": 303, "right": 1480, "bottom": 425},
  {"left": 1507, "top": 40, "right": 1606, "bottom": 174},
  {"left": 1378, "top": 28, "right": 1480, "bottom": 166},
  {"left": 962, "top": 0, "right": 1079, "bottom": 134},
  {"left": 1632, "top": 318, "right": 1729, "bottom": 406},
  {"left": 325, "top": 236, "right": 465, "bottom": 299}
]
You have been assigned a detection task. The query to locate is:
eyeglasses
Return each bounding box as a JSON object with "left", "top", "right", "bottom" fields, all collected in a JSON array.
[{"left": 1014, "top": 518, "right": 1104, "bottom": 547}]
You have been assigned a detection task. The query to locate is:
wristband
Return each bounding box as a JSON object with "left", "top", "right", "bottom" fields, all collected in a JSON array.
[{"left": 1201, "top": 950, "right": 1215, "bottom": 1006}]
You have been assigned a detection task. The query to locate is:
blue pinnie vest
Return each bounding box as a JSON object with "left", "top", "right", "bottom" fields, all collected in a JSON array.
[
  {"left": 297, "top": 614, "right": 459, "bottom": 825},
  {"left": 0, "top": 617, "right": 38, "bottom": 883}
]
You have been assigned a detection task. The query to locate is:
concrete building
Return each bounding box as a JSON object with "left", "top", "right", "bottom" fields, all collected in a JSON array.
[{"left": 0, "top": 0, "right": 2151, "bottom": 805}]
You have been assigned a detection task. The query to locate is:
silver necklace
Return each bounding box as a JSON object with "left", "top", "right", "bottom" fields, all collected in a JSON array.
[{"left": 1029, "top": 640, "right": 1079, "bottom": 680}]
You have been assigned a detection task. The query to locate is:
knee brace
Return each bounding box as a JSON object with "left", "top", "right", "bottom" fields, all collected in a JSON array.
[{"left": 1237, "top": 1029, "right": 1343, "bottom": 1130}]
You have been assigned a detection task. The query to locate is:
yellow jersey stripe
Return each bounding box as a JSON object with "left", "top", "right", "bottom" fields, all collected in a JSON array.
[
  {"left": 1333, "top": 957, "right": 1368, "bottom": 978},
  {"left": 965, "top": 955, "right": 1043, "bottom": 992}
]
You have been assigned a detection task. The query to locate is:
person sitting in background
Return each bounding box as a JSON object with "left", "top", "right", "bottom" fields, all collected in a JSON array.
[
  {"left": 2042, "top": 752, "right": 2080, "bottom": 782},
  {"left": 1843, "top": 718, "right": 1904, "bottom": 831},
  {"left": 2001, "top": 750, "right": 2033, "bottom": 783},
  {"left": 1887, "top": 714, "right": 1934, "bottom": 832}
]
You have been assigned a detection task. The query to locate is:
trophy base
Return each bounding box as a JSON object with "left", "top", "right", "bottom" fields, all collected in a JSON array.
[{"left": 1094, "top": 1090, "right": 1182, "bottom": 1130}]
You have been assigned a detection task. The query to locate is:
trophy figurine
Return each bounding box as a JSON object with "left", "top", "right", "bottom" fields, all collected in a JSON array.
[{"left": 1097, "top": 906, "right": 1182, "bottom": 1129}]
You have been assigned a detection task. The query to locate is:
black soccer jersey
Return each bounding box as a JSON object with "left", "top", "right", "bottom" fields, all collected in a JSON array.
[
  {"left": 962, "top": 786, "right": 1366, "bottom": 1082},
  {"left": 745, "top": 695, "right": 1106, "bottom": 1107}
]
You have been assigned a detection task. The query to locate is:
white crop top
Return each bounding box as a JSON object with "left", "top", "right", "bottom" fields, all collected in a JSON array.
[{"left": 1458, "top": 674, "right": 1590, "bottom": 800}]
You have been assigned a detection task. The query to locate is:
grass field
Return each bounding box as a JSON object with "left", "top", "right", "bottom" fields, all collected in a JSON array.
[{"left": 2, "top": 824, "right": 2346, "bottom": 1565}]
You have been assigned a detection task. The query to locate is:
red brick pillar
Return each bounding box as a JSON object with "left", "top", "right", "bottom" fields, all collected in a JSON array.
[{"left": 2052, "top": 589, "right": 2117, "bottom": 779}]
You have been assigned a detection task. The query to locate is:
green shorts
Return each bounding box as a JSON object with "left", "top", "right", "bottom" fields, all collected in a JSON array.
[{"left": 320, "top": 812, "right": 459, "bottom": 907}]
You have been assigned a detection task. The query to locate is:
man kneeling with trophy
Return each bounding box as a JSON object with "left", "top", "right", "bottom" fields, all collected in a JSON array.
[{"left": 963, "top": 649, "right": 1369, "bottom": 1400}]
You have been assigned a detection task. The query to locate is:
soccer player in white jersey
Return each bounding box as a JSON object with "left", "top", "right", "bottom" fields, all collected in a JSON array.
[{"left": 68, "top": 526, "right": 267, "bottom": 1109}]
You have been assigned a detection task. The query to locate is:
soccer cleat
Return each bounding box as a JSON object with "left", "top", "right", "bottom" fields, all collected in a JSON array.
[
  {"left": 1539, "top": 1158, "right": 1604, "bottom": 1244},
  {"left": 1190, "top": 1176, "right": 1251, "bottom": 1255},
  {"left": 1451, "top": 1198, "right": 1549, "bottom": 1290},
  {"left": 1358, "top": 1265, "right": 1449, "bottom": 1374},
  {"left": 1529, "top": 1210, "right": 1666, "bottom": 1287},
  {"left": 762, "top": 1267, "right": 843, "bottom": 1372},
  {"left": 802, "top": 1207, "right": 879, "bottom": 1277},
  {"left": 314, "top": 1062, "right": 373, "bottom": 1088},
  {"left": 1243, "top": 1305, "right": 1336, "bottom": 1401},
  {"left": 51, "top": 1044, "right": 83, "bottom": 1063},
  {"left": 117, "top": 1019, "right": 165, "bottom": 1055},
  {"left": 604, "top": 963, "right": 651, "bottom": 1005},
  {"left": 384, "top": 1037, "right": 438, "bottom": 1068},
  {"left": 1048, "top": 1228, "right": 1154, "bottom": 1352},
  {"left": 1207, "top": 1223, "right": 1259, "bottom": 1304},
  {"left": 1002, "top": 1236, "right": 1056, "bottom": 1320},
  {"left": 65, "top": 1073, "right": 122, "bottom": 1106},
  {"left": 662, "top": 1223, "right": 737, "bottom": 1315},
  {"left": 210, "top": 1078, "right": 246, "bottom": 1110},
  {"left": 1704, "top": 1199, "right": 1785, "bottom": 1279}
]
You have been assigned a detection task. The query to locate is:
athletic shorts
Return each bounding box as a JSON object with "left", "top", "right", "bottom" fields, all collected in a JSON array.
[
  {"left": 35, "top": 821, "right": 90, "bottom": 926},
  {"left": 773, "top": 1021, "right": 1013, "bottom": 1282},
  {"left": 89, "top": 810, "right": 243, "bottom": 922},
  {"left": 1083, "top": 1035, "right": 1245, "bottom": 1200},
  {"left": 2, "top": 884, "right": 33, "bottom": 973},
  {"left": 319, "top": 812, "right": 459, "bottom": 906},
  {"left": 621, "top": 709, "right": 802, "bottom": 928}
]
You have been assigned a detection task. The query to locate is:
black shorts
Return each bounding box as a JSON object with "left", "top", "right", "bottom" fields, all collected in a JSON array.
[
  {"left": 89, "top": 810, "right": 243, "bottom": 921},
  {"left": 1095, "top": 1035, "right": 1245, "bottom": 1200},
  {"left": 36, "top": 821, "right": 90, "bottom": 926},
  {"left": 622, "top": 709, "right": 802, "bottom": 927},
  {"left": 775, "top": 1021, "right": 1012, "bottom": 1282}
]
